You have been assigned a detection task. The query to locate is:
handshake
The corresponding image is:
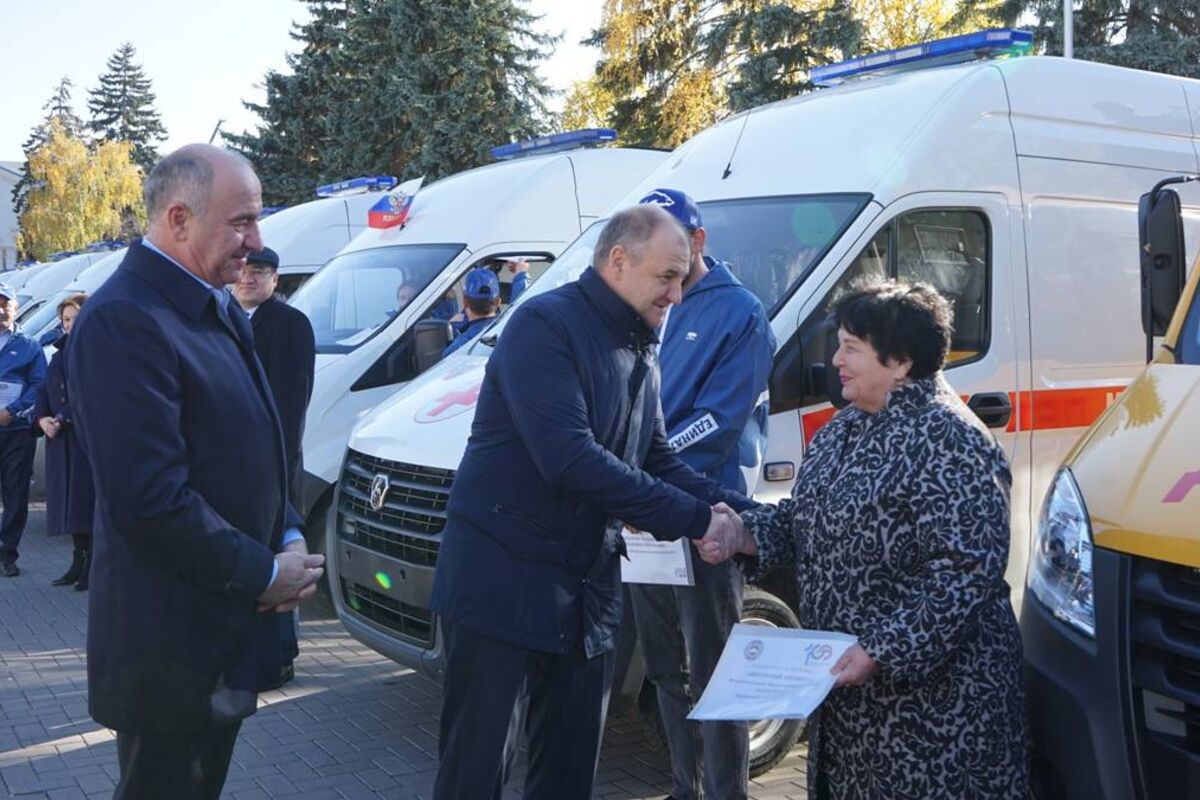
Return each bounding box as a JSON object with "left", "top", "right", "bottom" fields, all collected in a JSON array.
[{"left": 693, "top": 502, "right": 756, "bottom": 565}]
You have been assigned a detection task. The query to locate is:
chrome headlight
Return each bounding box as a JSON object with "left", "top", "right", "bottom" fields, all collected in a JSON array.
[{"left": 1028, "top": 468, "right": 1095, "bottom": 637}]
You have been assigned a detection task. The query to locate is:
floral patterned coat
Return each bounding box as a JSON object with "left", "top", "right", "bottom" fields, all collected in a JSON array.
[{"left": 742, "top": 376, "right": 1028, "bottom": 799}]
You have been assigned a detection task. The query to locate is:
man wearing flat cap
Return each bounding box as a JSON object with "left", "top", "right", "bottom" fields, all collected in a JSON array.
[
  {"left": 232, "top": 245, "right": 316, "bottom": 689},
  {"left": 0, "top": 283, "right": 48, "bottom": 578},
  {"left": 232, "top": 246, "right": 315, "bottom": 506}
]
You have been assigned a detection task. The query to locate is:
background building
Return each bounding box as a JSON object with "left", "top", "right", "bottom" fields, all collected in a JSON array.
[{"left": 0, "top": 161, "right": 20, "bottom": 271}]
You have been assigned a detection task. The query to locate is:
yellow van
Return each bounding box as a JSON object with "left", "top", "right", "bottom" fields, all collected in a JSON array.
[{"left": 1022, "top": 177, "right": 1200, "bottom": 799}]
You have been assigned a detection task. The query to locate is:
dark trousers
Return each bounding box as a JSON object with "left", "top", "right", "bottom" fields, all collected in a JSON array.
[
  {"left": 433, "top": 621, "right": 616, "bottom": 800},
  {"left": 630, "top": 557, "right": 748, "bottom": 800},
  {"left": 113, "top": 722, "right": 241, "bottom": 800},
  {"left": 0, "top": 430, "right": 36, "bottom": 563}
]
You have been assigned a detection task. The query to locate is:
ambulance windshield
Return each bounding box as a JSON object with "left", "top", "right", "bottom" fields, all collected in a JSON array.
[
  {"left": 478, "top": 193, "right": 869, "bottom": 345},
  {"left": 290, "top": 243, "right": 465, "bottom": 353}
]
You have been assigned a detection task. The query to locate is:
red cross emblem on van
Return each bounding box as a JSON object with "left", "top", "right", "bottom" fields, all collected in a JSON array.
[{"left": 415, "top": 382, "right": 482, "bottom": 424}]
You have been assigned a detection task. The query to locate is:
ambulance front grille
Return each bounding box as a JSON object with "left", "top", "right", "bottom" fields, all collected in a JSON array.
[
  {"left": 340, "top": 578, "right": 434, "bottom": 647},
  {"left": 1129, "top": 555, "right": 1200, "bottom": 754},
  {"left": 337, "top": 450, "right": 454, "bottom": 567}
]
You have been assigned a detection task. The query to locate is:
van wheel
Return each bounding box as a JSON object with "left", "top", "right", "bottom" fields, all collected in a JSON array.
[
  {"left": 634, "top": 587, "right": 806, "bottom": 778},
  {"left": 743, "top": 586, "right": 805, "bottom": 777}
]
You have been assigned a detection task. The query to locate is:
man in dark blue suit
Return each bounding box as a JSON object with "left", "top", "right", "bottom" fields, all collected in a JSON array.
[
  {"left": 233, "top": 245, "right": 317, "bottom": 690},
  {"left": 68, "top": 144, "right": 325, "bottom": 800},
  {"left": 430, "top": 205, "right": 753, "bottom": 799}
]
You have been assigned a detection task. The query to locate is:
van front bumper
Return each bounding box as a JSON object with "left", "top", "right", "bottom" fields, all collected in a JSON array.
[
  {"left": 1022, "top": 546, "right": 1200, "bottom": 799},
  {"left": 326, "top": 509, "right": 445, "bottom": 680}
]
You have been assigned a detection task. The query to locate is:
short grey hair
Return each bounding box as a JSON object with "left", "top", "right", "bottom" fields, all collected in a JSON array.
[
  {"left": 593, "top": 204, "right": 686, "bottom": 270},
  {"left": 143, "top": 150, "right": 214, "bottom": 219},
  {"left": 142, "top": 146, "right": 255, "bottom": 220}
]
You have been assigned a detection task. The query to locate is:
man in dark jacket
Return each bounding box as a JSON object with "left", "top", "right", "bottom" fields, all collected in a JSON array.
[
  {"left": 632, "top": 189, "right": 777, "bottom": 800},
  {"left": 231, "top": 246, "right": 316, "bottom": 501},
  {"left": 429, "top": 205, "right": 754, "bottom": 800},
  {"left": 232, "top": 245, "right": 317, "bottom": 691},
  {"left": 0, "top": 284, "right": 48, "bottom": 577},
  {"left": 67, "top": 144, "right": 325, "bottom": 799}
]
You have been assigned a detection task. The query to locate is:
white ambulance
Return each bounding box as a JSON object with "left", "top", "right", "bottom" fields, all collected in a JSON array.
[
  {"left": 258, "top": 175, "right": 398, "bottom": 297},
  {"left": 287, "top": 131, "right": 669, "bottom": 540},
  {"left": 327, "top": 30, "right": 1200, "bottom": 773}
]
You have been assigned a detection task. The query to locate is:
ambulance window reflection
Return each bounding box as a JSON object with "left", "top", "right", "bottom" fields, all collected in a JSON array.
[{"left": 289, "top": 242, "right": 465, "bottom": 354}]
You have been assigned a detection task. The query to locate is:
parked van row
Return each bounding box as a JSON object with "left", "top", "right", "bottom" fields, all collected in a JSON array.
[{"left": 320, "top": 30, "right": 1200, "bottom": 782}]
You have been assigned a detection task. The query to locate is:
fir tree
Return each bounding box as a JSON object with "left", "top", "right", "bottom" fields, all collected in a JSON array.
[
  {"left": 1018, "top": 1, "right": 1200, "bottom": 78},
  {"left": 11, "top": 77, "right": 86, "bottom": 219},
  {"left": 229, "top": 0, "right": 554, "bottom": 206},
  {"left": 225, "top": 0, "right": 355, "bottom": 204},
  {"left": 87, "top": 42, "right": 168, "bottom": 173}
]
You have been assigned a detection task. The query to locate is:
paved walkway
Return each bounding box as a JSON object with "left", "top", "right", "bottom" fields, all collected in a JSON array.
[{"left": 0, "top": 509, "right": 809, "bottom": 798}]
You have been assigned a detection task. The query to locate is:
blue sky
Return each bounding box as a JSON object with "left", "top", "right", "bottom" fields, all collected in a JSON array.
[{"left": 0, "top": 0, "right": 601, "bottom": 161}]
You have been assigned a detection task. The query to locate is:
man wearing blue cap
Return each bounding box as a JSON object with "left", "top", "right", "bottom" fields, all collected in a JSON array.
[
  {"left": 442, "top": 267, "right": 503, "bottom": 357},
  {"left": 0, "top": 284, "right": 48, "bottom": 577},
  {"left": 631, "top": 188, "right": 776, "bottom": 800}
]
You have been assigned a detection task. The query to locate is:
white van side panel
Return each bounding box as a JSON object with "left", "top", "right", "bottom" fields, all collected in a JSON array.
[
  {"left": 567, "top": 149, "right": 674, "bottom": 219},
  {"left": 1004, "top": 57, "right": 1196, "bottom": 172},
  {"left": 1019, "top": 155, "right": 1200, "bottom": 577}
]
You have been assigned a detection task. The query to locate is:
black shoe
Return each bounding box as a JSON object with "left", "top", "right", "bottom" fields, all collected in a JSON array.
[
  {"left": 0, "top": 560, "right": 18, "bottom": 578},
  {"left": 262, "top": 663, "right": 295, "bottom": 692},
  {"left": 73, "top": 551, "right": 90, "bottom": 591},
  {"left": 53, "top": 549, "right": 86, "bottom": 586}
]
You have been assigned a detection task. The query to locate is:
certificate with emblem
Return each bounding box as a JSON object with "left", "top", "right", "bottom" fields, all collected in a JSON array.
[
  {"left": 689, "top": 625, "right": 857, "bottom": 720},
  {"left": 0, "top": 380, "right": 23, "bottom": 409},
  {"left": 620, "top": 531, "right": 695, "bottom": 586}
]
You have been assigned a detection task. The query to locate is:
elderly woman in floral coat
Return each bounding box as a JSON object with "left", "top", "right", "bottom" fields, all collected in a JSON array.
[{"left": 702, "top": 280, "right": 1028, "bottom": 799}]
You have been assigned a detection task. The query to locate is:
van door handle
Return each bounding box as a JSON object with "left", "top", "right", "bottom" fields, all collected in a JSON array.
[{"left": 966, "top": 392, "right": 1013, "bottom": 429}]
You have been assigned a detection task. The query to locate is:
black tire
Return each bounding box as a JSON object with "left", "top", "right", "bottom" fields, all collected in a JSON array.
[
  {"left": 742, "top": 586, "right": 806, "bottom": 777},
  {"left": 634, "top": 586, "right": 806, "bottom": 778}
]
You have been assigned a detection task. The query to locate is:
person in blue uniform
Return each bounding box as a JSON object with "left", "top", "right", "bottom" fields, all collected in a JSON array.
[
  {"left": 0, "top": 283, "right": 48, "bottom": 578},
  {"left": 442, "top": 268, "right": 502, "bottom": 357},
  {"left": 630, "top": 188, "right": 776, "bottom": 800}
]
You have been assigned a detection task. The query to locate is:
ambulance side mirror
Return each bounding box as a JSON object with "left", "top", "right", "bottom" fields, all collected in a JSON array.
[
  {"left": 821, "top": 323, "right": 848, "bottom": 409},
  {"left": 413, "top": 320, "right": 453, "bottom": 374},
  {"left": 1139, "top": 185, "right": 1187, "bottom": 339},
  {"left": 769, "top": 318, "right": 845, "bottom": 413}
]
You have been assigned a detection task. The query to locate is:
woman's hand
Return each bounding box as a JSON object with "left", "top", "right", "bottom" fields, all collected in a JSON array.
[
  {"left": 38, "top": 417, "right": 62, "bottom": 439},
  {"left": 831, "top": 644, "right": 879, "bottom": 687}
]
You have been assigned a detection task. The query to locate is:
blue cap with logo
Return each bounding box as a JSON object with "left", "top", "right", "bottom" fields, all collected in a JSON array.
[
  {"left": 464, "top": 267, "right": 501, "bottom": 301},
  {"left": 638, "top": 188, "right": 703, "bottom": 231}
]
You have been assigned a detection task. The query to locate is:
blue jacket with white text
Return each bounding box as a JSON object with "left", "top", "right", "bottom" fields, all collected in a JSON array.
[{"left": 659, "top": 258, "right": 776, "bottom": 494}]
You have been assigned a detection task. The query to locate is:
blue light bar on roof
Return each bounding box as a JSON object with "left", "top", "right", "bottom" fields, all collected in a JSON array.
[
  {"left": 491, "top": 128, "right": 618, "bottom": 161},
  {"left": 810, "top": 28, "right": 1033, "bottom": 88},
  {"left": 315, "top": 175, "right": 399, "bottom": 198}
]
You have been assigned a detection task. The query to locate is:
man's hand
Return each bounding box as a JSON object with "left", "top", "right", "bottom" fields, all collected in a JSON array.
[
  {"left": 258, "top": 551, "right": 324, "bottom": 613},
  {"left": 0, "top": 409, "right": 13, "bottom": 427},
  {"left": 38, "top": 417, "right": 61, "bottom": 439},
  {"left": 694, "top": 503, "right": 755, "bottom": 564},
  {"left": 831, "top": 644, "right": 879, "bottom": 688}
]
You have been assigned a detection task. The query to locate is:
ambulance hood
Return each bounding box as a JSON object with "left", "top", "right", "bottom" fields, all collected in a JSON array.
[
  {"left": 348, "top": 352, "right": 489, "bottom": 472},
  {"left": 1069, "top": 365, "right": 1200, "bottom": 568}
]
